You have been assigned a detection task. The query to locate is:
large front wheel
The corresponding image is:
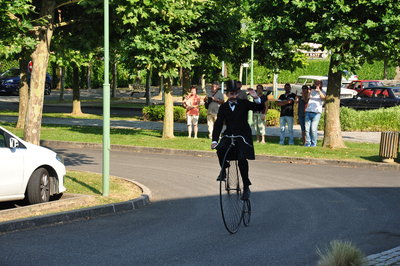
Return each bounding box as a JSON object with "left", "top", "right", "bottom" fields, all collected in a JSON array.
[{"left": 219, "top": 160, "right": 243, "bottom": 234}]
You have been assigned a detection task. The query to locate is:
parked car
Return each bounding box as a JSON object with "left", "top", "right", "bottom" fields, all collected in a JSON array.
[
  {"left": 0, "top": 68, "right": 52, "bottom": 96},
  {"left": 291, "top": 75, "right": 357, "bottom": 98},
  {"left": 340, "top": 87, "right": 400, "bottom": 110},
  {"left": 346, "top": 80, "right": 385, "bottom": 97},
  {"left": 0, "top": 126, "right": 66, "bottom": 204}
]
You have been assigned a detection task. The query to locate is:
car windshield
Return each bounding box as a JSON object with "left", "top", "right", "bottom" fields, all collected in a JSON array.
[
  {"left": 0, "top": 69, "right": 20, "bottom": 78},
  {"left": 364, "top": 81, "right": 384, "bottom": 88}
]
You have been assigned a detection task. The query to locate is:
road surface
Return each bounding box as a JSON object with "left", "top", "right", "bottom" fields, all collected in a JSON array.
[{"left": 0, "top": 147, "right": 399, "bottom": 265}]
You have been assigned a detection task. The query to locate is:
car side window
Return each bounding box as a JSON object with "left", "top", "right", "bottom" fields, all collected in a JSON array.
[{"left": 296, "top": 78, "right": 307, "bottom": 85}]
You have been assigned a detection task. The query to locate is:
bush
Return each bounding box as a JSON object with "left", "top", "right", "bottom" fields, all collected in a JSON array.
[
  {"left": 319, "top": 106, "right": 400, "bottom": 131},
  {"left": 266, "top": 109, "right": 280, "bottom": 126},
  {"left": 142, "top": 105, "right": 208, "bottom": 123},
  {"left": 199, "top": 105, "right": 208, "bottom": 124},
  {"left": 317, "top": 240, "right": 366, "bottom": 266},
  {"left": 173, "top": 106, "right": 186, "bottom": 123},
  {"left": 142, "top": 105, "right": 165, "bottom": 121}
]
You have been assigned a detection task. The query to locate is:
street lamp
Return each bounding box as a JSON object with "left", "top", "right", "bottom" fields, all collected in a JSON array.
[{"left": 103, "top": 0, "right": 110, "bottom": 196}]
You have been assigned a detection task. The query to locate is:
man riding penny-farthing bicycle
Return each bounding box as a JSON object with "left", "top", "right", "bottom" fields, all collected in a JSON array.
[{"left": 211, "top": 80, "right": 265, "bottom": 233}]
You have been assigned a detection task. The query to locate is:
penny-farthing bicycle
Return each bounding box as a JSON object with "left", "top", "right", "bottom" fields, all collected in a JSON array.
[{"left": 217, "top": 135, "right": 251, "bottom": 234}]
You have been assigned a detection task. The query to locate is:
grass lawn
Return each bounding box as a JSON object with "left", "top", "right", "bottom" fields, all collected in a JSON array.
[
  {"left": 65, "top": 170, "right": 142, "bottom": 204},
  {"left": 0, "top": 170, "right": 142, "bottom": 222},
  {"left": 1, "top": 122, "right": 381, "bottom": 162}
]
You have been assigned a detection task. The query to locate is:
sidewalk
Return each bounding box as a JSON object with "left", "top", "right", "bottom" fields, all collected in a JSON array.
[{"left": 0, "top": 115, "right": 382, "bottom": 144}]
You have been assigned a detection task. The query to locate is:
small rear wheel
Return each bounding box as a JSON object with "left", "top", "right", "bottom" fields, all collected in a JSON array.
[
  {"left": 242, "top": 199, "right": 251, "bottom": 227},
  {"left": 26, "top": 168, "right": 50, "bottom": 204}
]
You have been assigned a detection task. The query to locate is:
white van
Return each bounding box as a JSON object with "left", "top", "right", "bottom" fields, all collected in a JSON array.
[{"left": 291, "top": 75, "right": 357, "bottom": 98}]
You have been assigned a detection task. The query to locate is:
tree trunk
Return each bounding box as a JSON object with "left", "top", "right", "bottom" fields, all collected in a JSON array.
[
  {"left": 56, "top": 66, "right": 62, "bottom": 90},
  {"left": 71, "top": 64, "right": 82, "bottom": 115},
  {"left": 201, "top": 74, "right": 206, "bottom": 94},
  {"left": 87, "top": 64, "right": 92, "bottom": 89},
  {"left": 322, "top": 56, "right": 346, "bottom": 149},
  {"left": 394, "top": 66, "right": 400, "bottom": 80},
  {"left": 24, "top": 0, "right": 55, "bottom": 145},
  {"left": 181, "top": 67, "right": 191, "bottom": 99},
  {"left": 162, "top": 77, "right": 175, "bottom": 138},
  {"left": 145, "top": 68, "right": 152, "bottom": 105},
  {"left": 59, "top": 66, "right": 65, "bottom": 102},
  {"left": 16, "top": 57, "right": 30, "bottom": 129},
  {"left": 51, "top": 62, "right": 57, "bottom": 89}
]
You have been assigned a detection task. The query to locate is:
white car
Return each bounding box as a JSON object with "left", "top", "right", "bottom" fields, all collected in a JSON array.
[
  {"left": 291, "top": 75, "right": 357, "bottom": 98},
  {"left": 0, "top": 126, "right": 66, "bottom": 204}
]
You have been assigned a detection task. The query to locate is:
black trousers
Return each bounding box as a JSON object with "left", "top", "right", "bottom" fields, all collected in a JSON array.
[{"left": 216, "top": 140, "right": 252, "bottom": 187}]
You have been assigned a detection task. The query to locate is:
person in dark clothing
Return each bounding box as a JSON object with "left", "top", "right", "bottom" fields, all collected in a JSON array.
[
  {"left": 211, "top": 80, "right": 265, "bottom": 200},
  {"left": 296, "top": 85, "right": 309, "bottom": 145},
  {"left": 277, "top": 83, "right": 297, "bottom": 145}
]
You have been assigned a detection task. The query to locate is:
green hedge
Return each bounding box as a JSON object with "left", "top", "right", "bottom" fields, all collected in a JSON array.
[
  {"left": 319, "top": 106, "right": 400, "bottom": 131},
  {"left": 266, "top": 109, "right": 280, "bottom": 126},
  {"left": 142, "top": 105, "right": 208, "bottom": 123}
]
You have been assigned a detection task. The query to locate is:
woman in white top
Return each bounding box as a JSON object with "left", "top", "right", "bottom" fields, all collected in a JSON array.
[{"left": 304, "top": 80, "right": 326, "bottom": 147}]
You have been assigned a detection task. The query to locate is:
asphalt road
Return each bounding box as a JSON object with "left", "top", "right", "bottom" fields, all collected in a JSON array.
[{"left": 0, "top": 147, "right": 399, "bottom": 265}]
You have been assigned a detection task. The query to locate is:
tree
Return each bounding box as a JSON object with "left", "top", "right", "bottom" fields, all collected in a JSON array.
[
  {"left": 251, "top": 0, "right": 400, "bottom": 148},
  {"left": 0, "top": 0, "right": 37, "bottom": 129},
  {"left": 23, "top": 0, "right": 57, "bottom": 145},
  {"left": 115, "top": 0, "right": 202, "bottom": 138}
]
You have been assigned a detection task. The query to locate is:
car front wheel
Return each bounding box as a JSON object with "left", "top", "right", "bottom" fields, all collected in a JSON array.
[{"left": 26, "top": 168, "right": 50, "bottom": 204}]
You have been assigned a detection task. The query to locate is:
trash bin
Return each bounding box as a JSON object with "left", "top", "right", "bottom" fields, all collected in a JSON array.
[{"left": 379, "top": 132, "right": 399, "bottom": 163}]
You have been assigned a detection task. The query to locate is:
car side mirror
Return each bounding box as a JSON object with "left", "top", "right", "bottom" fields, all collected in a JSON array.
[{"left": 9, "top": 137, "right": 19, "bottom": 148}]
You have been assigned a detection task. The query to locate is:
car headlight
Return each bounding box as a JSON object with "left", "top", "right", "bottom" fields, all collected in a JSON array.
[{"left": 56, "top": 154, "right": 64, "bottom": 164}]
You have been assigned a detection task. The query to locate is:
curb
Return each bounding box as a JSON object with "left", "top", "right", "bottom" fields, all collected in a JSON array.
[
  {"left": 41, "top": 140, "right": 400, "bottom": 171},
  {"left": 0, "top": 178, "right": 151, "bottom": 234}
]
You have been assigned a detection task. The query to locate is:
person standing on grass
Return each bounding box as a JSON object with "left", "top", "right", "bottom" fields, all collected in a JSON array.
[
  {"left": 304, "top": 80, "right": 326, "bottom": 147},
  {"left": 253, "top": 84, "right": 268, "bottom": 143},
  {"left": 296, "top": 85, "right": 309, "bottom": 145},
  {"left": 277, "top": 83, "right": 296, "bottom": 145},
  {"left": 183, "top": 86, "right": 201, "bottom": 139},
  {"left": 204, "top": 81, "right": 224, "bottom": 139}
]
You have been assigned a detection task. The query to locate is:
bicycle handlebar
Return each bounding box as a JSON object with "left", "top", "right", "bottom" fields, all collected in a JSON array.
[{"left": 221, "top": 135, "right": 252, "bottom": 147}]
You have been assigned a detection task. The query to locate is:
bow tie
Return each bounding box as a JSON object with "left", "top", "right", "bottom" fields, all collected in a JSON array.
[{"left": 229, "top": 102, "right": 237, "bottom": 106}]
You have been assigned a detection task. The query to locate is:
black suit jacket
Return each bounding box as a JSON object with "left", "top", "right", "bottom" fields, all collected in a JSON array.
[{"left": 212, "top": 98, "right": 265, "bottom": 145}]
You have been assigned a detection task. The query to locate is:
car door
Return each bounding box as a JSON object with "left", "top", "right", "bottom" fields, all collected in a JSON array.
[
  {"left": 368, "top": 88, "right": 385, "bottom": 109},
  {"left": 0, "top": 131, "right": 24, "bottom": 198}
]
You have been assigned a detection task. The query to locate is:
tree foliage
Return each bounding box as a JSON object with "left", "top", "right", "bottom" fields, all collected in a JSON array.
[{"left": 0, "top": 0, "right": 36, "bottom": 58}]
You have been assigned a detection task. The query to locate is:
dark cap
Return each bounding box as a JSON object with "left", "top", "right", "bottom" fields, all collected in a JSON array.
[
  {"left": 212, "top": 81, "right": 219, "bottom": 86},
  {"left": 225, "top": 80, "right": 239, "bottom": 92}
]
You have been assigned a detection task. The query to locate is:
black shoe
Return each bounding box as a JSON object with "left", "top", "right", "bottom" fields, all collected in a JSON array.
[
  {"left": 216, "top": 171, "right": 226, "bottom": 181},
  {"left": 241, "top": 187, "right": 251, "bottom": 200}
]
